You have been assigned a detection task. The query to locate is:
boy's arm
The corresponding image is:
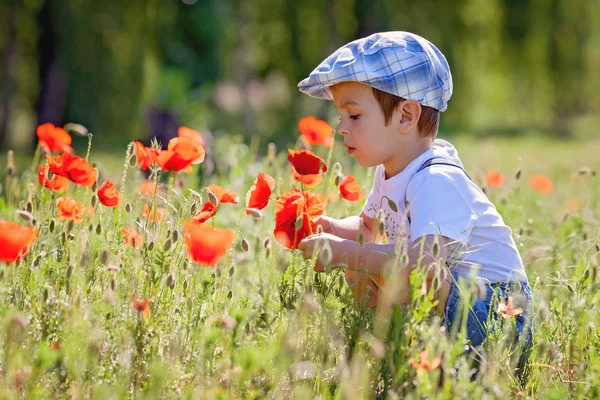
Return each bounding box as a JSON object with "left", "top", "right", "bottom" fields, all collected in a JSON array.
[{"left": 316, "top": 212, "right": 381, "bottom": 243}]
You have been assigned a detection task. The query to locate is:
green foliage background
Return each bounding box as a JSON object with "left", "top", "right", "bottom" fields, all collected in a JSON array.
[{"left": 1, "top": 0, "right": 600, "bottom": 149}]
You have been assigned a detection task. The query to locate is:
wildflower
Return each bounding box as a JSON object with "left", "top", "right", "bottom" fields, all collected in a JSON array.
[
  {"left": 298, "top": 116, "right": 333, "bottom": 147},
  {"left": 485, "top": 169, "right": 505, "bottom": 188},
  {"left": 156, "top": 137, "right": 205, "bottom": 173},
  {"left": 287, "top": 149, "right": 327, "bottom": 175},
  {"left": 291, "top": 166, "right": 322, "bottom": 188},
  {"left": 245, "top": 172, "right": 275, "bottom": 214},
  {"left": 338, "top": 175, "right": 363, "bottom": 201},
  {"left": 138, "top": 179, "right": 158, "bottom": 197},
  {"left": 56, "top": 196, "right": 85, "bottom": 223},
  {"left": 133, "top": 141, "right": 160, "bottom": 170},
  {"left": 529, "top": 174, "right": 553, "bottom": 194},
  {"left": 192, "top": 202, "right": 218, "bottom": 224},
  {"left": 132, "top": 295, "right": 150, "bottom": 317},
  {"left": 0, "top": 220, "right": 38, "bottom": 262},
  {"left": 144, "top": 203, "right": 164, "bottom": 222},
  {"left": 497, "top": 296, "right": 524, "bottom": 319},
  {"left": 46, "top": 153, "right": 97, "bottom": 187},
  {"left": 97, "top": 180, "right": 121, "bottom": 207},
  {"left": 178, "top": 126, "right": 206, "bottom": 147},
  {"left": 121, "top": 227, "right": 144, "bottom": 249},
  {"left": 36, "top": 122, "right": 73, "bottom": 153},
  {"left": 567, "top": 199, "right": 583, "bottom": 214},
  {"left": 183, "top": 220, "right": 235, "bottom": 266},
  {"left": 274, "top": 189, "right": 326, "bottom": 249},
  {"left": 38, "top": 165, "right": 70, "bottom": 193},
  {"left": 409, "top": 350, "right": 442, "bottom": 372},
  {"left": 207, "top": 184, "right": 239, "bottom": 204}
]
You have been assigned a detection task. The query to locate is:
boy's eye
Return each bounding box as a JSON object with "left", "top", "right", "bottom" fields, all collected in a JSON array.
[{"left": 349, "top": 114, "right": 360, "bottom": 120}]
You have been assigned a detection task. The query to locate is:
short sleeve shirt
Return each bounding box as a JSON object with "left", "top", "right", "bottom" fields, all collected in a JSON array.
[{"left": 361, "top": 139, "right": 528, "bottom": 283}]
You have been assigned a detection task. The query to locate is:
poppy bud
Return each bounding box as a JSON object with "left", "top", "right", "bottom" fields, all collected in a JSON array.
[
  {"left": 100, "top": 249, "right": 109, "bottom": 265},
  {"left": 247, "top": 208, "right": 263, "bottom": 219},
  {"left": 171, "top": 229, "right": 179, "bottom": 243},
  {"left": 16, "top": 210, "right": 33, "bottom": 222},
  {"left": 227, "top": 290, "right": 233, "bottom": 299},
  {"left": 129, "top": 156, "right": 137, "bottom": 167},
  {"left": 335, "top": 174, "right": 342, "bottom": 187},
  {"left": 333, "top": 162, "right": 342, "bottom": 174},
  {"left": 49, "top": 219, "right": 55, "bottom": 233},
  {"left": 515, "top": 168, "right": 522, "bottom": 180},
  {"left": 166, "top": 274, "right": 175, "bottom": 289},
  {"left": 26, "top": 202, "right": 33, "bottom": 213},
  {"left": 208, "top": 191, "right": 219, "bottom": 207},
  {"left": 268, "top": 143, "right": 276, "bottom": 163},
  {"left": 125, "top": 203, "right": 132, "bottom": 213},
  {"left": 432, "top": 242, "right": 439, "bottom": 258},
  {"left": 229, "top": 266, "right": 235, "bottom": 277},
  {"left": 91, "top": 181, "right": 98, "bottom": 192},
  {"left": 241, "top": 238, "right": 250, "bottom": 252},
  {"left": 147, "top": 241, "right": 155, "bottom": 251},
  {"left": 96, "top": 223, "right": 102, "bottom": 235},
  {"left": 6, "top": 150, "right": 15, "bottom": 177},
  {"left": 295, "top": 216, "right": 304, "bottom": 231},
  {"left": 190, "top": 203, "right": 197, "bottom": 215},
  {"left": 163, "top": 238, "right": 172, "bottom": 252},
  {"left": 91, "top": 195, "right": 98, "bottom": 207},
  {"left": 110, "top": 278, "right": 116, "bottom": 291}
]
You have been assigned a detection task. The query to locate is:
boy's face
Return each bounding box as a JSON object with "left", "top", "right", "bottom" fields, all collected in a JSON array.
[{"left": 331, "top": 82, "right": 406, "bottom": 169}]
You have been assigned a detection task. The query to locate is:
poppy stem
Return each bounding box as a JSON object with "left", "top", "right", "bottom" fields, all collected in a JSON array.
[{"left": 28, "top": 143, "right": 41, "bottom": 184}]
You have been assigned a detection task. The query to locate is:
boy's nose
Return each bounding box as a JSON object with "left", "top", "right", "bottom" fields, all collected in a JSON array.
[{"left": 337, "top": 122, "right": 350, "bottom": 136}]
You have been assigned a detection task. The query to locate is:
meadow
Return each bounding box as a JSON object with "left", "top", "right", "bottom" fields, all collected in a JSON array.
[{"left": 0, "top": 121, "right": 599, "bottom": 399}]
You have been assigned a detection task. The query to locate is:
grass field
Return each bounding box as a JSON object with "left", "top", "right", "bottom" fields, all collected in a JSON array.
[{"left": 0, "top": 132, "right": 599, "bottom": 399}]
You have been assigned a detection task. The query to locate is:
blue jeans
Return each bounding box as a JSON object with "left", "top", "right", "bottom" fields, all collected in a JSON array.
[{"left": 444, "top": 271, "right": 534, "bottom": 356}]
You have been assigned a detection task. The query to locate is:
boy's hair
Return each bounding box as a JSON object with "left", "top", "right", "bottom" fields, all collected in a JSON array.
[{"left": 372, "top": 87, "right": 439, "bottom": 138}]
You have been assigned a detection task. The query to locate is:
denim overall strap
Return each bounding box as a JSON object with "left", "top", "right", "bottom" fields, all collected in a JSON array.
[{"left": 406, "top": 157, "right": 472, "bottom": 225}]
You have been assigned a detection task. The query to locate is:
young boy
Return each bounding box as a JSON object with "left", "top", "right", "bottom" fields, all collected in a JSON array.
[{"left": 296, "top": 31, "right": 532, "bottom": 352}]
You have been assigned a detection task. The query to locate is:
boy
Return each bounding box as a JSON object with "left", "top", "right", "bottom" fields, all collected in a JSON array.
[{"left": 296, "top": 32, "right": 532, "bottom": 352}]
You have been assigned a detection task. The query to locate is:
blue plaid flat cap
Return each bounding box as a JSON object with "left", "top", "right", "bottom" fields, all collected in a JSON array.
[{"left": 298, "top": 31, "right": 453, "bottom": 111}]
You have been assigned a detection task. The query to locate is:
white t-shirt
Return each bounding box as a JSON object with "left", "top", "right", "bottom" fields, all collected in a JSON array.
[{"left": 361, "top": 139, "right": 528, "bottom": 283}]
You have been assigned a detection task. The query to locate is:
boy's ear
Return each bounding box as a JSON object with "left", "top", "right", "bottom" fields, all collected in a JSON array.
[{"left": 397, "top": 100, "right": 421, "bottom": 134}]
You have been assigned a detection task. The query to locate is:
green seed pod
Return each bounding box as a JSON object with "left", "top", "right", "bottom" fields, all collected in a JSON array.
[
  {"left": 241, "top": 238, "right": 250, "bottom": 252},
  {"left": 91, "top": 195, "right": 98, "bottom": 207},
  {"left": 163, "top": 238, "right": 172, "bottom": 252},
  {"left": 49, "top": 220, "right": 55, "bottom": 233}
]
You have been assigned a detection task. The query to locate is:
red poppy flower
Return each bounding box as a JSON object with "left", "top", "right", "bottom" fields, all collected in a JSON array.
[
  {"left": 274, "top": 189, "right": 326, "bottom": 249},
  {"left": 409, "top": 350, "right": 442, "bottom": 372},
  {"left": 292, "top": 166, "right": 322, "bottom": 188},
  {"left": 298, "top": 116, "right": 333, "bottom": 147},
  {"left": 287, "top": 149, "right": 327, "bottom": 175},
  {"left": 156, "top": 137, "right": 205, "bottom": 173},
  {"left": 36, "top": 122, "right": 73, "bottom": 154},
  {"left": 97, "top": 180, "right": 121, "bottom": 207},
  {"left": 485, "top": 170, "right": 505, "bottom": 188},
  {"left": 245, "top": 172, "right": 275, "bottom": 214},
  {"left": 121, "top": 227, "right": 143, "bottom": 248},
  {"left": 138, "top": 179, "right": 159, "bottom": 197},
  {"left": 183, "top": 220, "right": 235, "bottom": 266},
  {"left": 0, "top": 220, "right": 38, "bottom": 262},
  {"left": 339, "top": 175, "right": 363, "bottom": 202},
  {"left": 497, "top": 296, "right": 524, "bottom": 319},
  {"left": 207, "top": 184, "right": 239, "bottom": 204},
  {"left": 133, "top": 141, "right": 160, "bottom": 170},
  {"left": 132, "top": 295, "right": 150, "bottom": 317},
  {"left": 144, "top": 203, "right": 164, "bottom": 222},
  {"left": 38, "top": 165, "right": 70, "bottom": 193},
  {"left": 529, "top": 174, "right": 553, "bottom": 194},
  {"left": 46, "top": 154, "right": 97, "bottom": 187},
  {"left": 56, "top": 196, "right": 85, "bottom": 223},
  {"left": 192, "top": 201, "right": 218, "bottom": 223},
  {"left": 178, "top": 126, "right": 206, "bottom": 147}
]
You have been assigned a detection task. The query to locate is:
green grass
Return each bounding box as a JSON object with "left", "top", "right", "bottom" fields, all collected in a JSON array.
[{"left": 0, "top": 133, "right": 599, "bottom": 398}]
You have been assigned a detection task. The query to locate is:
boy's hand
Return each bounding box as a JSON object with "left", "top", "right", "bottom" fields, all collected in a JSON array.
[
  {"left": 298, "top": 232, "right": 345, "bottom": 272},
  {"left": 314, "top": 216, "right": 336, "bottom": 235}
]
